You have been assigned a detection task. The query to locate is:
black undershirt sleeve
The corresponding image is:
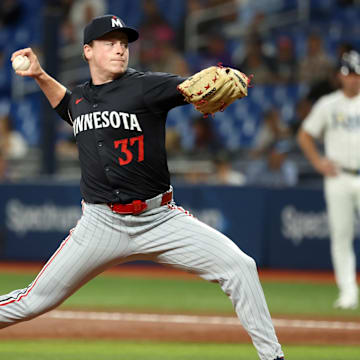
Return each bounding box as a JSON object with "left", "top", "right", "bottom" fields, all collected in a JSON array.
[{"left": 54, "top": 89, "right": 72, "bottom": 125}]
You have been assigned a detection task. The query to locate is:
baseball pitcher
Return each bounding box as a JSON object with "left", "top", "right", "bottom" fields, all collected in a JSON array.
[{"left": 1, "top": 15, "right": 284, "bottom": 360}]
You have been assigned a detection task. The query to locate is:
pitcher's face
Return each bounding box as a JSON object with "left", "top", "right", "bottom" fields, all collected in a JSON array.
[{"left": 84, "top": 31, "right": 129, "bottom": 83}]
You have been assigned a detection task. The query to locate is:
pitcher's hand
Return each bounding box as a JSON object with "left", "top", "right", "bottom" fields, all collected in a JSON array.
[{"left": 11, "top": 48, "right": 44, "bottom": 79}]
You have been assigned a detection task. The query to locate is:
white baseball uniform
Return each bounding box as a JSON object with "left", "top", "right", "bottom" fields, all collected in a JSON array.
[{"left": 302, "top": 89, "right": 360, "bottom": 306}]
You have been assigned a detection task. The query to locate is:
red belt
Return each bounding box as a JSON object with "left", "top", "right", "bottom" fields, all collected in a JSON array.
[{"left": 108, "top": 191, "right": 172, "bottom": 215}]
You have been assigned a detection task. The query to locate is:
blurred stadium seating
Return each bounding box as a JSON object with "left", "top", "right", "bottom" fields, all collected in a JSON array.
[{"left": 1, "top": 0, "right": 360, "bottom": 181}]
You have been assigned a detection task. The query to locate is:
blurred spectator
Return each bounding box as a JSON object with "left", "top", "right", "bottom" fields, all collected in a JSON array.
[
  {"left": 235, "top": 0, "right": 286, "bottom": 31},
  {"left": 60, "top": 2, "right": 78, "bottom": 47},
  {"left": 140, "top": 0, "right": 175, "bottom": 41},
  {"left": 0, "top": 148, "right": 6, "bottom": 180},
  {"left": 246, "top": 139, "right": 298, "bottom": 187},
  {"left": 230, "top": 10, "right": 267, "bottom": 66},
  {"left": 306, "top": 66, "right": 339, "bottom": 103},
  {"left": 138, "top": 0, "right": 176, "bottom": 71},
  {"left": 305, "top": 42, "right": 354, "bottom": 103},
  {"left": 183, "top": 167, "right": 211, "bottom": 184},
  {"left": 165, "top": 127, "right": 183, "bottom": 157},
  {"left": 186, "top": 0, "right": 206, "bottom": 36},
  {"left": 186, "top": 0, "right": 204, "bottom": 13},
  {"left": 0, "top": 113, "right": 28, "bottom": 160},
  {"left": 269, "top": 35, "right": 298, "bottom": 84},
  {"left": 0, "top": 0, "right": 23, "bottom": 27},
  {"left": 186, "top": 0, "right": 237, "bottom": 37},
  {"left": 298, "top": 32, "right": 335, "bottom": 87},
  {"left": 208, "top": 151, "right": 246, "bottom": 185},
  {"left": 0, "top": 112, "right": 28, "bottom": 180},
  {"left": 207, "top": 0, "right": 238, "bottom": 31},
  {"left": 237, "top": 36, "right": 274, "bottom": 85},
  {"left": 288, "top": 97, "right": 313, "bottom": 136},
  {"left": 60, "top": 18, "right": 77, "bottom": 46},
  {"left": 59, "top": 0, "right": 82, "bottom": 46},
  {"left": 145, "top": 41, "right": 190, "bottom": 76},
  {"left": 58, "top": 0, "right": 105, "bottom": 87},
  {"left": 56, "top": 132, "right": 78, "bottom": 159},
  {"left": 188, "top": 32, "right": 234, "bottom": 73},
  {"left": 189, "top": 116, "right": 222, "bottom": 156},
  {"left": 65, "top": 0, "right": 107, "bottom": 44},
  {"left": 250, "top": 108, "right": 290, "bottom": 158}
]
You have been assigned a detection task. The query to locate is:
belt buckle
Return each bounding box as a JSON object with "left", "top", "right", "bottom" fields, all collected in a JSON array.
[{"left": 132, "top": 200, "right": 147, "bottom": 215}]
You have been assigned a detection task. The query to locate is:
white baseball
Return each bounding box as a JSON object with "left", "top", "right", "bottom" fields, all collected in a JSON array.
[{"left": 12, "top": 55, "right": 31, "bottom": 71}]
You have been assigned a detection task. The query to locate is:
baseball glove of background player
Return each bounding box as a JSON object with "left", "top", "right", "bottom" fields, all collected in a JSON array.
[{"left": 177, "top": 65, "right": 250, "bottom": 116}]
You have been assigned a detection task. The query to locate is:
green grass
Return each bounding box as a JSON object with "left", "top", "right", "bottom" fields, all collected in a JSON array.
[
  {"left": 0, "top": 272, "right": 359, "bottom": 317},
  {"left": 261, "top": 282, "right": 360, "bottom": 317},
  {"left": 0, "top": 272, "right": 359, "bottom": 359},
  {"left": 0, "top": 340, "right": 359, "bottom": 360},
  {"left": 0, "top": 273, "right": 232, "bottom": 313}
]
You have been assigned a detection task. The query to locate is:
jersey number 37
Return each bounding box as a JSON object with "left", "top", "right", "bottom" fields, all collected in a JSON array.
[{"left": 114, "top": 135, "right": 144, "bottom": 166}]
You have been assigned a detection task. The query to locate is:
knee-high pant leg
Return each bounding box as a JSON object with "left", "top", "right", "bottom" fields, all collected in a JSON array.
[
  {"left": 0, "top": 202, "right": 132, "bottom": 328},
  {"left": 130, "top": 207, "right": 284, "bottom": 360},
  {"left": 325, "top": 175, "right": 358, "bottom": 297}
]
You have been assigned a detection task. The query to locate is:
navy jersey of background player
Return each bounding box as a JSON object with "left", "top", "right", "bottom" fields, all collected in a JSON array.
[{"left": 55, "top": 68, "right": 187, "bottom": 204}]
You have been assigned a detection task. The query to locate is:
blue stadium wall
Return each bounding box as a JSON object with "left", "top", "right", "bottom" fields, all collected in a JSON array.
[{"left": 1, "top": 182, "right": 359, "bottom": 270}]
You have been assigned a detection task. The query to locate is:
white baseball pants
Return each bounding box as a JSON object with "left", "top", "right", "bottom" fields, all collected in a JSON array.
[
  {"left": 0, "top": 197, "right": 284, "bottom": 360},
  {"left": 325, "top": 173, "right": 359, "bottom": 300}
]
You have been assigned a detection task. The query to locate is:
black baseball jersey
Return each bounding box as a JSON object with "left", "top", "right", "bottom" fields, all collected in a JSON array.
[{"left": 55, "top": 68, "right": 187, "bottom": 204}]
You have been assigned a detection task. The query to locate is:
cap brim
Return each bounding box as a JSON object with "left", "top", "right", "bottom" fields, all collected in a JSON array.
[{"left": 115, "top": 27, "right": 139, "bottom": 43}]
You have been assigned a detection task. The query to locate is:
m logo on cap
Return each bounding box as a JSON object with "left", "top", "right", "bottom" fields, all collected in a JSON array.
[{"left": 111, "top": 17, "right": 123, "bottom": 28}]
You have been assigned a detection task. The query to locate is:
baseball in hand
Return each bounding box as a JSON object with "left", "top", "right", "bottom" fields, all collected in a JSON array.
[{"left": 12, "top": 55, "right": 31, "bottom": 71}]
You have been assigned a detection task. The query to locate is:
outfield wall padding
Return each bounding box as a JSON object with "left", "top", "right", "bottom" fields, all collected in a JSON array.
[{"left": 0, "top": 182, "right": 359, "bottom": 270}]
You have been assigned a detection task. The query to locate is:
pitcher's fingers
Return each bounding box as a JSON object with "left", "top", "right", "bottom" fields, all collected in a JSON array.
[
  {"left": 15, "top": 69, "right": 31, "bottom": 77},
  {"left": 11, "top": 48, "right": 33, "bottom": 61}
]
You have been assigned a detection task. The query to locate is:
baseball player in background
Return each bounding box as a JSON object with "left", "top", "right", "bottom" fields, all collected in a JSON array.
[
  {"left": 0, "top": 15, "right": 284, "bottom": 360},
  {"left": 298, "top": 50, "right": 360, "bottom": 310}
]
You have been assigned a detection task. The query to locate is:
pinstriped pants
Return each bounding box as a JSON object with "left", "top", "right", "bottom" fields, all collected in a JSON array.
[{"left": 0, "top": 200, "right": 284, "bottom": 360}]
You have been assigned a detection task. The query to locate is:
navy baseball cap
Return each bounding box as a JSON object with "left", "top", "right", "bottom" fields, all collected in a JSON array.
[
  {"left": 83, "top": 15, "right": 139, "bottom": 45},
  {"left": 339, "top": 50, "right": 360, "bottom": 76}
]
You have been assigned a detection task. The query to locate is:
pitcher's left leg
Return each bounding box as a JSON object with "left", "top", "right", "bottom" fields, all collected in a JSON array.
[
  {"left": 0, "top": 202, "right": 132, "bottom": 328},
  {"left": 134, "top": 208, "right": 283, "bottom": 360}
]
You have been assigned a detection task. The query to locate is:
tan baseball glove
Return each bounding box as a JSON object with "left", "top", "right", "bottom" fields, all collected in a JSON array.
[{"left": 177, "top": 65, "right": 250, "bottom": 116}]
